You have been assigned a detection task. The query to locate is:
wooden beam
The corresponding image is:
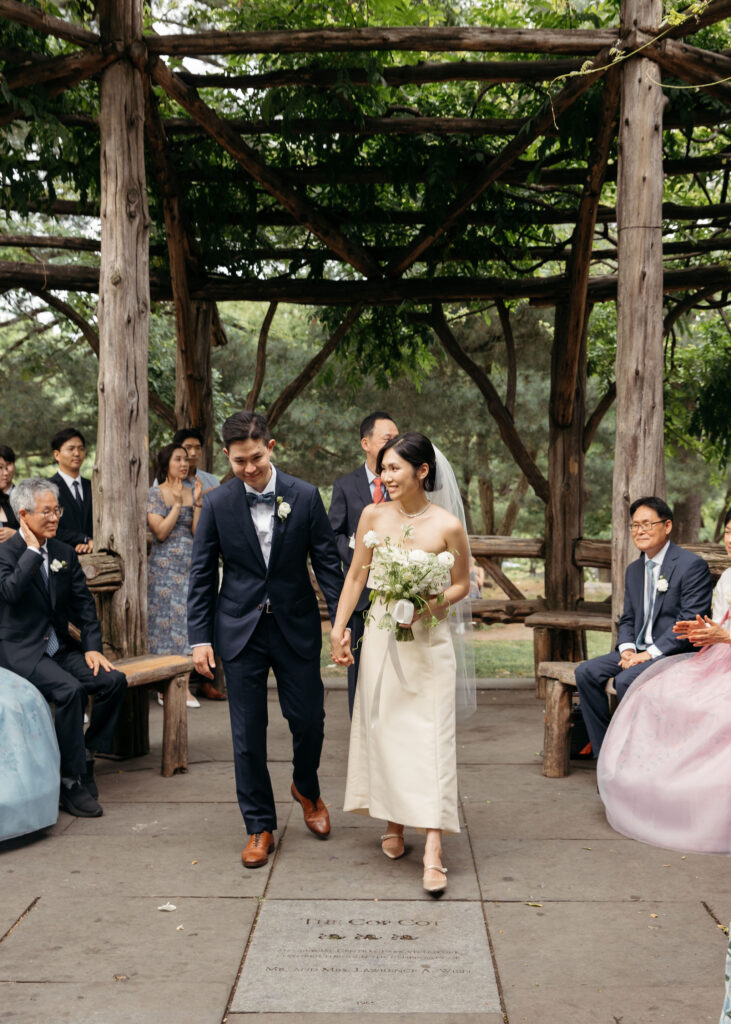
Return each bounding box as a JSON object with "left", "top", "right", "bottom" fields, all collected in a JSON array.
[
  {"left": 0, "top": 0, "right": 99, "bottom": 46},
  {"left": 665, "top": 0, "right": 731, "bottom": 37},
  {"left": 2, "top": 45, "right": 118, "bottom": 92},
  {"left": 179, "top": 58, "right": 585, "bottom": 90},
  {"left": 5, "top": 261, "right": 731, "bottom": 303},
  {"left": 148, "top": 55, "right": 382, "bottom": 280},
  {"left": 552, "top": 69, "right": 620, "bottom": 427},
  {"left": 386, "top": 47, "right": 616, "bottom": 277},
  {"left": 144, "top": 27, "right": 619, "bottom": 58},
  {"left": 645, "top": 34, "right": 731, "bottom": 108}
]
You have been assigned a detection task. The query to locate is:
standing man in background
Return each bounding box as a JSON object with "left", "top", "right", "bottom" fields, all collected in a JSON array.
[
  {"left": 328, "top": 411, "right": 399, "bottom": 716},
  {"left": 50, "top": 428, "right": 94, "bottom": 554},
  {"left": 172, "top": 427, "right": 220, "bottom": 494}
]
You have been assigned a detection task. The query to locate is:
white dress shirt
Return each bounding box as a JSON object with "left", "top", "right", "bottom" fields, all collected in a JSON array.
[
  {"left": 56, "top": 468, "right": 84, "bottom": 499},
  {"left": 244, "top": 468, "right": 277, "bottom": 567},
  {"left": 619, "top": 540, "right": 671, "bottom": 659}
]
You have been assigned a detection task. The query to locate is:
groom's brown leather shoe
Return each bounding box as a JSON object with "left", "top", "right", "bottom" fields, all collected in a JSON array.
[
  {"left": 241, "top": 831, "right": 274, "bottom": 868},
  {"left": 291, "top": 782, "right": 330, "bottom": 838},
  {"left": 199, "top": 680, "right": 226, "bottom": 701}
]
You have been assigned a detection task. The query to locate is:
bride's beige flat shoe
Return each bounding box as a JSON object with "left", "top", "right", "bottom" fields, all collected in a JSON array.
[
  {"left": 381, "top": 833, "right": 406, "bottom": 860},
  {"left": 423, "top": 864, "right": 447, "bottom": 896}
]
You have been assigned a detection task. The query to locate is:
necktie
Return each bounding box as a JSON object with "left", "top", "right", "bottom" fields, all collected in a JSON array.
[
  {"left": 73, "top": 480, "right": 83, "bottom": 505},
  {"left": 39, "top": 550, "right": 60, "bottom": 657},
  {"left": 372, "top": 477, "right": 385, "bottom": 504},
  {"left": 636, "top": 558, "right": 656, "bottom": 650},
  {"left": 246, "top": 491, "right": 275, "bottom": 507}
]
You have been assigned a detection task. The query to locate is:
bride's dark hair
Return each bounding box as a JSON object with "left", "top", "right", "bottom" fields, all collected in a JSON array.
[{"left": 376, "top": 432, "right": 437, "bottom": 491}]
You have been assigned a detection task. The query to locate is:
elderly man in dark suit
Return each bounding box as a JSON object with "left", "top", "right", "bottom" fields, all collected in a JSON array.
[
  {"left": 188, "top": 412, "right": 344, "bottom": 868},
  {"left": 328, "top": 411, "right": 399, "bottom": 716},
  {"left": 50, "top": 427, "right": 94, "bottom": 554},
  {"left": 576, "top": 496, "right": 713, "bottom": 757},
  {"left": 0, "top": 478, "right": 127, "bottom": 817}
]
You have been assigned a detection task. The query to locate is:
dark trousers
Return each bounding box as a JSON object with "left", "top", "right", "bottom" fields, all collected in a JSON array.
[
  {"left": 347, "top": 606, "right": 369, "bottom": 718},
  {"left": 222, "top": 613, "right": 325, "bottom": 835},
  {"left": 575, "top": 650, "right": 667, "bottom": 757},
  {"left": 27, "top": 645, "right": 127, "bottom": 777}
]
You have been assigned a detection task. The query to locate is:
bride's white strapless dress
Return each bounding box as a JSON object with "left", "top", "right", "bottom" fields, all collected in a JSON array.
[{"left": 343, "top": 578, "right": 460, "bottom": 833}]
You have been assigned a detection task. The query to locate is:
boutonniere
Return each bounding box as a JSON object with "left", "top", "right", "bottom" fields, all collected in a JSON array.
[
  {"left": 276, "top": 497, "right": 291, "bottom": 522},
  {"left": 50, "top": 559, "right": 67, "bottom": 573},
  {"left": 656, "top": 575, "right": 669, "bottom": 593}
]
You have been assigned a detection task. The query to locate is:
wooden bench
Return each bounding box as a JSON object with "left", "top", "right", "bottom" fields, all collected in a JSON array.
[
  {"left": 113, "top": 654, "right": 194, "bottom": 776},
  {"left": 525, "top": 609, "right": 612, "bottom": 697},
  {"left": 540, "top": 660, "right": 616, "bottom": 778}
]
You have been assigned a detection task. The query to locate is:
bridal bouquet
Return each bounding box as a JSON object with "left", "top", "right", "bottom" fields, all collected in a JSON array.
[{"left": 364, "top": 525, "right": 455, "bottom": 641}]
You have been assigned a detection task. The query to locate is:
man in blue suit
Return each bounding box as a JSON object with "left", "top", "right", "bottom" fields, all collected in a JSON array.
[
  {"left": 576, "top": 496, "right": 713, "bottom": 756},
  {"left": 188, "top": 412, "right": 344, "bottom": 868},
  {"left": 328, "top": 411, "right": 398, "bottom": 715}
]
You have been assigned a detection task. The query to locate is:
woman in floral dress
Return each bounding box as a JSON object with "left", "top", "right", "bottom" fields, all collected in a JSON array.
[{"left": 147, "top": 444, "right": 203, "bottom": 708}]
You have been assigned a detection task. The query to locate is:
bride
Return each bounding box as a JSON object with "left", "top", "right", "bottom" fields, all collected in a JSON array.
[{"left": 330, "top": 432, "right": 471, "bottom": 896}]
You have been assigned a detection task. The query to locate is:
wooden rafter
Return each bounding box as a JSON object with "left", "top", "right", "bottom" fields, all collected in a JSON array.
[
  {"left": 644, "top": 34, "right": 731, "bottom": 108},
  {"left": 148, "top": 55, "right": 381, "bottom": 280},
  {"left": 386, "top": 47, "right": 616, "bottom": 277},
  {"left": 0, "top": 0, "right": 99, "bottom": 46},
  {"left": 2, "top": 45, "right": 118, "bottom": 92}
]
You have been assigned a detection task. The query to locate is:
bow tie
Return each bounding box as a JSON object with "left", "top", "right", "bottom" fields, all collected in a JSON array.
[{"left": 246, "top": 491, "right": 275, "bottom": 507}]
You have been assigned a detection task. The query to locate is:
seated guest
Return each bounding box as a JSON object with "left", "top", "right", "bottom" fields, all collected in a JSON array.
[
  {"left": 575, "top": 496, "right": 713, "bottom": 757},
  {"left": 598, "top": 510, "right": 731, "bottom": 854},
  {"left": 148, "top": 444, "right": 203, "bottom": 708},
  {"left": 0, "top": 478, "right": 127, "bottom": 817},
  {"left": 0, "top": 444, "right": 18, "bottom": 542},
  {"left": 0, "top": 666, "right": 61, "bottom": 840},
  {"left": 50, "top": 428, "right": 93, "bottom": 554}
]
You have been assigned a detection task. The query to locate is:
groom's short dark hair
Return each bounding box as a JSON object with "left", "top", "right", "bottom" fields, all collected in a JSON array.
[
  {"left": 222, "top": 411, "right": 271, "bottom": 448},
  {"left": 629, "top": 496, "right": 673, "bottom": 522},
  {"left": 359, "top": 411, "right": 395, "bottom": 439}
]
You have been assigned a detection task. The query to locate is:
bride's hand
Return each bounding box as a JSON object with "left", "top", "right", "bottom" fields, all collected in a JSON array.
[
  {"left": 330, "top": 628, "right": 354, "bottom": 666},
  {"left": 684, "top": 615, "right": 729, "bottom": 647}
]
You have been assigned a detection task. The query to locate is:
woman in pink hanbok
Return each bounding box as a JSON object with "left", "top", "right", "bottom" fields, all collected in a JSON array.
[{"left": 598, "top": 510, "right": 731, "bottom": 855}]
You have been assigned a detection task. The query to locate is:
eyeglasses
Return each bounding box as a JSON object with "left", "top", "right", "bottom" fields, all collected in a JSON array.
[
  {"left": 32, "top": 507, "right": 64, "bottom": 520},
  {"left": 629, "top": 519, "right": 667, "bottom": 534}
]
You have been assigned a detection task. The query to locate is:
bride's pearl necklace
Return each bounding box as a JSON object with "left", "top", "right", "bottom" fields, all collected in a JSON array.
[{"left": 398, "top": 500, "right": 431, "bottom": 519}]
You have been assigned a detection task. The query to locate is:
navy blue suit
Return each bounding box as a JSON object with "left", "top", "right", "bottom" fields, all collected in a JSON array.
[
  {"left": 0, "top": 533, "right": 126, "bottom": 777},
  {"left": 188, "top": 470, "right": 343, "bottom": 833},
  {"left": 575, "top": 540, "right": 713, "bottom": 756},
  {"left": 328, "top": 465, "right": 377, "bottom": 715}
]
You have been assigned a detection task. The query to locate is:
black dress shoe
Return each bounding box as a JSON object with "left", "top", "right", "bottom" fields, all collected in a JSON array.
[
  {"left": 80, "top": 759, "right": 99, "bottom": 800},
  {"left": 60, "top": 781, "right": 103, "bottom": 818}
]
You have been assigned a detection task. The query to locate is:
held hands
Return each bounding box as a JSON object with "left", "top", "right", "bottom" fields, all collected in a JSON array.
[
  {"left": 193, "top": 644, "right": 217, "bottom": 679},
  {"left": 85, "top": 650, "right": 113, "bottom": 676},
  {"left": 75, "top": 540, "right": 93, "bottom": 554},
  {"left": 674, "top": 614, "right": 729, "bottom": 647},
  {"left": 618, "top": 647, "right": 651, "bottom": 669},
  {"left": 330, "top": 628, "right": 353, "bottom": 666}
]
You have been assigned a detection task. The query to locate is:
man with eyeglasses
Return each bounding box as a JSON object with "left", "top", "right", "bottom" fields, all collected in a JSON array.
[
  {"left": 50, "top": 427, "right": 94, "bottom": 554},
  {"left": 575, "top": 495, "right": 713, "bottom": 758},
  {"left": 0, "top": 478, "right": 127, "bottom": 817}
]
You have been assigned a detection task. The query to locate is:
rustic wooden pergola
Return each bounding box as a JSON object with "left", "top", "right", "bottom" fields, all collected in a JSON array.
[{"left": 1, "top": 0, "right": 730, "bottom": 662}]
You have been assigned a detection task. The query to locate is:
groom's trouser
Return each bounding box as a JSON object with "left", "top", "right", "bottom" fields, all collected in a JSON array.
[
  {"left": 223, "top": 614, "right": 325, "bottom": 834},
  {"left": 575, "top": 651, "right": 667, "bottom": 757}
]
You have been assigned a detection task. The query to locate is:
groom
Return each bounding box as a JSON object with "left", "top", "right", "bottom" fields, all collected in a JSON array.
[
  {"left": 188, "top": 412, "right": 344, "bottom": 867},
  {"left": 575, "top": 496, "right": 713, "bottom": 756}
]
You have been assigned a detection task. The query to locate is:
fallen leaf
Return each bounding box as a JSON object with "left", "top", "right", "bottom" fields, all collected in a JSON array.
[
  {"left": 650, "top": 913, "right": 658, "bottom": 919},
  {"left": 191, "top": 860, "right": 197, "bottom": 865},
  {"left": 582, "top": 847, "right": 592, "bottom": 851},
  {"left": 681, "top": 855, "right": 687, "bottom": 860},
  {"left": 157, "top": 902, "right": 176, "bottom": 912},
  {"left": 113, "top": 975, "right": 128, "bottom": 982},
  {"left": 525, "top": 902, "right": 543, "bottom": 908},
  {"left": 176, "top": 925, "right": 184, "bottom": 931}
]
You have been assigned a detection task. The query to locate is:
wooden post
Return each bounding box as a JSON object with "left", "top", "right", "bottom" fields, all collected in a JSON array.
[
  {"left": 612, "top": 0, "right": 666, "bottom": 629},
  {"left": 96, "top": 0, "right": 150, "bottom": 750}
]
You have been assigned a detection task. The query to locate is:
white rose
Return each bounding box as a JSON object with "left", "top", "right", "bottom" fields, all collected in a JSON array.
[
  {"left": 364, "top": 530, "right": 379, "bottom": 549},
  {"left": 656, "top": 576, "right": 668, "bottom": 593},
  {"left": 437, "top": 551, "right": 455, "bottom": 569},
  {"left": 409, "top": 549, "right": 428, "bottom": 564},
  {"left": 277, "top": 500, "right": 292, "bottom": 521}
]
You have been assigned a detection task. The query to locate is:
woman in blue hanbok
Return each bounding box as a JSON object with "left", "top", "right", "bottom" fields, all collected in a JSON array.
[{"left": 0, "top": 666, "right": 60, "bottom": 841}]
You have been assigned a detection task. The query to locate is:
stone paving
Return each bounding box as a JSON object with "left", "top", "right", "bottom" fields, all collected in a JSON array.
[{"left": 1, "top": 680, "right": 728, "bottom": 1023}]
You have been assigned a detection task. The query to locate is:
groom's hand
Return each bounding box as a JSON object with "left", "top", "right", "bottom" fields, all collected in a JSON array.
[{"left": 193, "top": 644, "right": 216, "bottom": 678}]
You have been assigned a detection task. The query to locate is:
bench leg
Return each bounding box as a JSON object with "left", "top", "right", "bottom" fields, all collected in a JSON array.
[
  {"left": 542, "top": 678, "right": 572, "bottom": 778},
  {"left": 161, "top": 673, "right": 189, "bottom": 777},
  {"left": 533, "top": 628, "right": 550, "bottom": 698}
]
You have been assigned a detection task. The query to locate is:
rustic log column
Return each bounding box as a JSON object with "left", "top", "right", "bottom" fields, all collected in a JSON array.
[
  {"left": 95, "top": 0, "right": 149, "bottom": 666},
  {"left": 612, "top": 0, "right": 666, "bottom": 628}
]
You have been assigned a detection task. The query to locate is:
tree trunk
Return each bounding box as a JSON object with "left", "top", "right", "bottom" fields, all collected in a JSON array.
[
  {"left": 612, "top": 0, "right": 666, "bottom": 631},
  {"left": 174, "top": 299, "right": 215, "bottom": 470},
  {"left": 95, "top": 0, "right": 149, "bottom": 660}
]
